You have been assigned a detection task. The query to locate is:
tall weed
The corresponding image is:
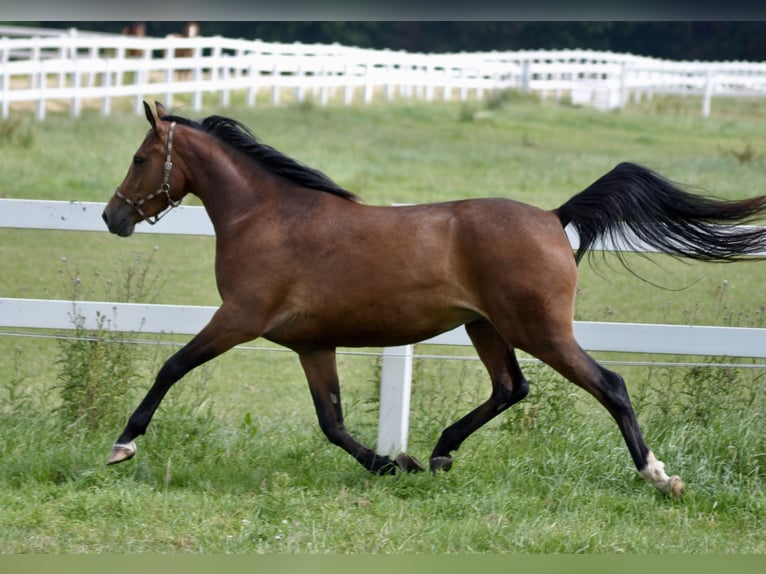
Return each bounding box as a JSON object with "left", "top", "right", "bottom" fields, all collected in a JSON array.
[
  {"left": 54, "top": 248, "right": 223, "bottom": 479},
  {"left": 53, "top": 249, "right": 164, "bottom": 430},
  {"left": 0, "top": 247, "right": 223, "bottom": 487},
  {"left": 55, "top": 310, "right": 142, "bottom": 430}
]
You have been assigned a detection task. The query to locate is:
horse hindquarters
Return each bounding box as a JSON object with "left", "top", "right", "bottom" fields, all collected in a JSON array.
[
  {"left": 478, "top": 270, "right": 684, "bottom": 495},
  {"left": 454, "top": 203, "right": 683, "bottom": 495}
]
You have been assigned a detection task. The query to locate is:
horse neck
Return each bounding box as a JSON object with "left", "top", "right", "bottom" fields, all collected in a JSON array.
[{"left": 178, "top": 134, "right": 282, "bottom": 234}]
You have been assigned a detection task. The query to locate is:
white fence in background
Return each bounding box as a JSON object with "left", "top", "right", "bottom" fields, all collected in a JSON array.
[
  {"left": 3, "top": 28, "right": 766, "bottom": 120},
  {"left": 2, "top": 198, "right": 765, "bottom": 457}
]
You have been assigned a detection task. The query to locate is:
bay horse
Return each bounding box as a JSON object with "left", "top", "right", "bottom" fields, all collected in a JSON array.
[
  {"left": 167, "top": 22, "right": 200, "bottom": 80},
  {"left": 102, "top": 101, "right": 766, "bottom": 496},
  {"left": 121, "top": 22, "right": 147, "bottom": 59}
]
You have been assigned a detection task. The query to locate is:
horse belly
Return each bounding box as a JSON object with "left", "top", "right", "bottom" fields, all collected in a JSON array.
[{"left": 264, "top": 284, "right": 479, "bottom": 349}]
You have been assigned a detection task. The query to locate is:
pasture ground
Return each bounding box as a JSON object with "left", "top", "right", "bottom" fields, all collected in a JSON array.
[{"left": 0, "top": 91, "right": 764, "bottom": 554}]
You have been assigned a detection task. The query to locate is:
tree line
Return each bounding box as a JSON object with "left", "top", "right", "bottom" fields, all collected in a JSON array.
[{"left": 24, "top": 21, "right": 766, "bottom": 61}]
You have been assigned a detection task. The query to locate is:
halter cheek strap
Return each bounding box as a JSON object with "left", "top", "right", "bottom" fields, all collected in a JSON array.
[{"left": 115, "top": 121, "right": 182, "bottom": 225}]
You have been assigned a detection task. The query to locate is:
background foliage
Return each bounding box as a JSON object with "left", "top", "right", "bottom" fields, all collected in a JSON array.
[{"left": 6, "top": 21, "right": 766, "bottom": 61}]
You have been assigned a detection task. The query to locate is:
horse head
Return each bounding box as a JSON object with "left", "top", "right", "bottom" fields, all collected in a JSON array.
[{"left": 102, "top": 101, "right": 186, "bottom": 236}]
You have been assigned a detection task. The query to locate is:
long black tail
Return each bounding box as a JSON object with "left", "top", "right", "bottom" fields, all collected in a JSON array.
[{"left": 556, "top": 162, "right": 766, "bottom": 266}]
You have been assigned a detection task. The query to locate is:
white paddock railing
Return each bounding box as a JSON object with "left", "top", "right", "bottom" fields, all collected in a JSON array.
[
  {"left": 3, "top": 29, "right": 766, "bottom": 119},
  {"left": 0, "top": 32, "right": 512, "bottom": 120},
  {"left": 1, "top": 199, "right": 765, "bottom": 458}
]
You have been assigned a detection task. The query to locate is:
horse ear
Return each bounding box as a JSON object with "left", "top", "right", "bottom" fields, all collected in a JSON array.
[
  {"left": 143, "top": 100, "right": 158, "bottom": 133},
  {"left": 155, "top": 101, "right": 167, "bottom": 118}
]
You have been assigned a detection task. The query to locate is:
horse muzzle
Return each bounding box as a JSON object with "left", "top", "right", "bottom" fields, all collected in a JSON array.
[{"left": 102, "top": 200, "right": 137, "bottom": 237}]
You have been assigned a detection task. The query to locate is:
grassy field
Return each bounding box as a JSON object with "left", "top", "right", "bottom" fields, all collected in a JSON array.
[{"left": 0, "top": 91, "right": 765, "bottom": 554}]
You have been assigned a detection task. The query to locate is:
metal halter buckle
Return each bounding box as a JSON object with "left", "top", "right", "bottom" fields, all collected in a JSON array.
[{"left": 115, "top": 121, "right": 181, "bottom": 225}]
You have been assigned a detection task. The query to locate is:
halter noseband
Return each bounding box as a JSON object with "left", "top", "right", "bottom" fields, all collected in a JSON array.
[{"left": 115, "top": 121, "right": 182, "bottom": 225}]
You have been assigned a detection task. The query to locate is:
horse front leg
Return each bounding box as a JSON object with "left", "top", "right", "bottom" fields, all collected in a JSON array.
[
  {"left": 298, "top": 349, "right": 424, "bottom": 475},
  {"left": 107, "top": 305, "right": 253, "bottom": 465}
]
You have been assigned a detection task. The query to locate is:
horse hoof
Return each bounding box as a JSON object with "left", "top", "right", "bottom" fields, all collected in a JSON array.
[
  {"left": 395, "top": 453, "right": 425, "bottom": 473},
  {"left": 373, "top": 458, "right": 399, "bottom": 475},
  {"left": 107, "top": 441, "right": 136, "bottom": 465},
  {"left": 429, "top": 456, "right": 453, "bottom": 474},
  {"left": 666, "top": 475, "right": 684, "bottom": 498}
]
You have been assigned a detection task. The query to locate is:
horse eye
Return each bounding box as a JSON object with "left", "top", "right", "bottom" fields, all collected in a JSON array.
[{"left": 133, "top": 156, "right": 146, "bottom": 166}]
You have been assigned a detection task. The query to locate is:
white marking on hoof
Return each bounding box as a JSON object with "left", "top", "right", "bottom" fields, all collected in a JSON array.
[
  {"left": 107, "top": 441, "right": 137, "bottom": 465},
  {"left": 639, "top": 451, "right": 684, "bottom": 496},
  {"left": 666, "top": 475, "right": 685, "bottom": 497}
]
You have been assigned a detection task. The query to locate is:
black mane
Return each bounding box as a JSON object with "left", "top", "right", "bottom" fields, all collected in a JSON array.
[{"left": 163, "top": 113, "right": 359, "bottom": 202}]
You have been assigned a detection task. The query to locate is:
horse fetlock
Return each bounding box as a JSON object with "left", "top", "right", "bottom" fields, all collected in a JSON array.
[
  {"left": 369, "top": 455, "right": 398, "bottom": 475},
  {"left": 107, "top": 441, "right": 137, "bottom": 465},
  {"left": 639, "top": 451, "right": 684, "bottom": 497}
]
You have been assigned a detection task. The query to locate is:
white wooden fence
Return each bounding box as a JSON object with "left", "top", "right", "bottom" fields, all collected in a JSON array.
[
  {"left": 3, "top": 28, "right": 766, "bottom": 120},
  {"left": 2, "top": 198, "right": 765, "bottom": 457}
]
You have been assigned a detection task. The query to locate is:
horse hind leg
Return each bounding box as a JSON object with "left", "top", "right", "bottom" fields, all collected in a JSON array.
[
  {"left": 298, "top": 349, "right": 425, "bottom": 475},
  {"left": 531, "top": 335, "right": 684, "bottom": 497},
  {"left": 429, "top": 319, "right": 530, "bottom": 473}
]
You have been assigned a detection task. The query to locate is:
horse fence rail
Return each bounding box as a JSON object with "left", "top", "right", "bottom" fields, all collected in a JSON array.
[
  {"left": 2, "top": 198, "right": 765, "bottom": 457},
  {"left": 3, "top": 29, "right": 766, "bottom": 120}
]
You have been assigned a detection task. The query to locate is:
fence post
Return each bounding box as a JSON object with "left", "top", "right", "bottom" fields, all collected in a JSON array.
[
  {"left": 520, "top": 59, "right": 531, "bottom": 93},
  {"left": 343, "top": 62, "right": 354, "bottom": 104},
  {"left": 192, "top": 44, "right": 203, "bottom": 111},
  {"left": 164, "top": 53, "right": 173, "bottom": 107},
  {"left": 364, "top": 63, "right": 374, "bottom": 104},
  {"left": 101, "top": 58, "right": 111, "bottom": 116},
  {"left": 71, "top": 59, "right": 81, "bottom": 118},
  {"left": 377, "top": 344, "right": 414, "bottom": 458},
  {"left": 0, "top": 58, "right": 7, "bottom": 119},
  {"left": 271, "top": 59, "right": 280, "bottom": 106},
  {"left": 134, "top": 48, "right": 151, "bottom": 115},
  {"left": 36, "top": 64, "right": 46, "bottom": 121},
  {"left": 619, "top": 61, "right": 629, "bottom": 109},
  {"left": 703, "top": 69, "right": 713, "bottom": 117},
  {"left": 246, "top": 60, "right": 257, "bottom": 107}
]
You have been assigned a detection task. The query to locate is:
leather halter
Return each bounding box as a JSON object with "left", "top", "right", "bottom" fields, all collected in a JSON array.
[{"left": 114, "top": 121, "right": 181, "bottom": 225}]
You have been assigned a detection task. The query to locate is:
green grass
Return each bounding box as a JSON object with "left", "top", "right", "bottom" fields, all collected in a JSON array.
[
  {"left": 1, "top": 92, "right": 765, "bottom": 553},
  {"left": 1, "top": 351, "right": 764, "bottom": 553}
]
